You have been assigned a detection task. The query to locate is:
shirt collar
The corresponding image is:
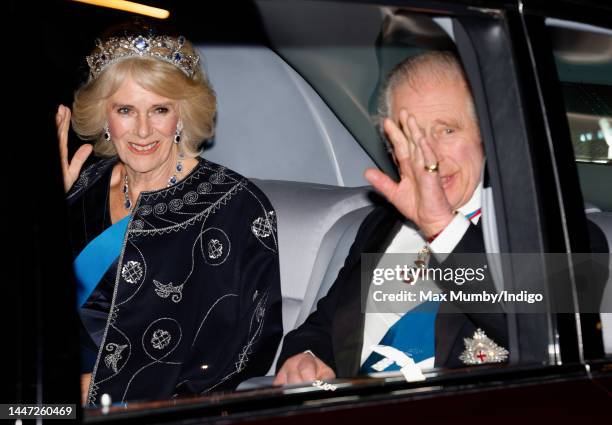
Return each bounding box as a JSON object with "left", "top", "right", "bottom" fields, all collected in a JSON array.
[{"left": 456, "top": 181, "right": 482, "bottom": 221}]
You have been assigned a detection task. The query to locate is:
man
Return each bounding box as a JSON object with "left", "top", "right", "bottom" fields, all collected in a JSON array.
[{"left": 273, "top": 50, "right": 508, "bottom": 384}]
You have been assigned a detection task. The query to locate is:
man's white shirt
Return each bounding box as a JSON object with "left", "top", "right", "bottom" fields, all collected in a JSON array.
[{"left": 360, "top": 183, "right": 483, "bottom": 369}]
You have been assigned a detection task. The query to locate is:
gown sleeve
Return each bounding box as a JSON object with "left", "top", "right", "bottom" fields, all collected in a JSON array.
[{"left": 174, "top": 184, "right": 283, "bottom": 395}]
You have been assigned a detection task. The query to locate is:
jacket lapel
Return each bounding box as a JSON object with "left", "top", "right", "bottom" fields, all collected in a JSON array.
[
  {"left": 434, "top": 304, "right": 468, "bottom": 367},
  {"left": 332, "top": 206, "right": 403, "bottom": 377}
]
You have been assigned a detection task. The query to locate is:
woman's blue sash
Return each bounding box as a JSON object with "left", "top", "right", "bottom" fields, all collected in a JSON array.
[{"left": 73, "top": 215, "right": 130, "bottom": 307}]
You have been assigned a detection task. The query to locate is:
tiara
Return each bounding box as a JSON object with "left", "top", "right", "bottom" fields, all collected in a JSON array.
[{"left": 86, "top": 34, "right": 200, "bottom": 80}]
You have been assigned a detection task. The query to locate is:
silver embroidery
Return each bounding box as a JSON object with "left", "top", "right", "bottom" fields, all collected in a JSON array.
[
  {"left": 68, "top": 160, "right": 108, "bottom": 201},
  {"left": 235, "top": 345, "right": 249, "bottom": 372},
  {"left": 120, "top": 319, "right": 183, "bottom": 403},
  {"left": 87, "top": 382, "right": 99, "bottom": 406},
  {"left": 169, "top": 199, "right": 184, "bottom": 212},
  {"left": 208, "top": 239, "right": 223, "bottom": 259},
  {"left": 251, "top": 211, "right": 275, "bottom": 238},
  {"left": 89, "top": 164, "right": 226, "bottom": 405},
  {"left": 104, "top": 343, "right": 128, "bottom": 373},
  {"left": 138, "top": 205, "right": 153, "bottom": 216},
  {"left": 76, "top": 172, "right": 89, "bottom": 188},
  {"left": 109, "top": 306, "right": 120, "bottom": 325},
  {"left": 192, "top": 294, "right": 239, "bottom": 347},
  {"left": 130, "top": 220, "right": 145, "bottom": 230},
  {"left": 88, "top": 163, "right": 278, "bottom": 402},
  {"left": 184, "top": 191, "right": 198, "bottom": 204},
  {"left": 140, "top": 165, "right": 209, "bottom": 203},
  {"left": 121, "top": 261, "right": 143, "bottom": 284},
  {"left": 241, "top": 187, "right": 278, "bottom": 253},
  {"left": 151, "top": 329, "right": 172, "bottom": 350},
  {"left": 154, "top": 203, "right": 167, "bottom": 215},
  {"left": 153, "top": 280, "right": 184, "bottom": 303},
  {"left": 197, "top": 182, "right": 212, "bottom": 194},
  {"left": 142, "top": 318, "right": 182, "bottom": 361},
  {"left": 254, "top": 301, "right": 266, "bottom": 323},
  {"left": 268, "top": 210, "right": 276, "bottom": 224},
  {"left": 200, "top": 227, "right": 231, "bottom": 265},
  {"left": 130, "top": 181, "right": 246, "bottom": 237},
  {"left": 116, "top": 242, "right": 148, "bottom": 307},
  {"left": 210, "top": 171, "right": 225, "bottom": 184},
  {"left": 201, "top": 290, "right": 269, "bottom": 394}
]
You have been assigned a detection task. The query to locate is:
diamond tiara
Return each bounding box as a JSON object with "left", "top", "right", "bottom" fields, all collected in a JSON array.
[{"left": 86, "top": 34, "right": 200, "bottom": 80}]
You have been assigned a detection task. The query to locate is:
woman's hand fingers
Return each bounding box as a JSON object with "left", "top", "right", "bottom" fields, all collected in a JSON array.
[
  {"left": 56, "top": 105, "right": 93, "bottom": 192},
  {"left": 56, "top": 105, "right": 72, "bottom": 191},
  {"left": 56, "top": 105, "right": 69, "bottom": 167},
  {"left": 67, "top": 144, "right": 94, "bottom": 182}
]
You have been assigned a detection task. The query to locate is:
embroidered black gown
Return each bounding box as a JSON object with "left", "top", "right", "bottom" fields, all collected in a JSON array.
[{"left": 66, "top": 156, "right": 283, "bottom": 405}]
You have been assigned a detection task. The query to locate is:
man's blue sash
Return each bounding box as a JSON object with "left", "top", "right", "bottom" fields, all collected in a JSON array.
[
  {"left": 361, "top": 207, "right": 482, "bottom": 373},
  {"left": 73, "top": 215, "right": 130, "bottom": 307},
  {"left": 361, "top": 301, "right": 440, "bottom": 373}
]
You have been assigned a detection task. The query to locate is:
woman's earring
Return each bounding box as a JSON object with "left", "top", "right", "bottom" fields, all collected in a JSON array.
[
  {"left": 174, "top": 123, "right": 182, "bottom": 144},
  {"left": 103, "top": 125, "right": 111, "bottom": 143}
]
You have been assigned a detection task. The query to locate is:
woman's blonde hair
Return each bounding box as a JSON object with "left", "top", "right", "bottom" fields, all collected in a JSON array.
[{"left": 72, "top": 40, "right": 216, "bottom": 158}]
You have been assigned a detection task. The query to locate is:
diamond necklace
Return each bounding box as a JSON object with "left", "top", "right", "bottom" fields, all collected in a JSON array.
[{"left": 123, "top": 152, "right": 185, "bottom": 211}]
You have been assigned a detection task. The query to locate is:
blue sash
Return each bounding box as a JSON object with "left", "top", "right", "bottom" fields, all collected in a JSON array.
[
  {"left": 361, "top": 207, "right": 481, "bottom": 373},
  {"left": 361, "top": 301, "right": 440, "bottom": 373},
  {"left": 73, "top": 215, "right": 130, "bottom": 307}
]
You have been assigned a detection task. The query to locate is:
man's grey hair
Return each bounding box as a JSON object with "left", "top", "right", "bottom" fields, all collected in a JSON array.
[{"left": 376, "top": 50, "right": 477, "bottom": 153}]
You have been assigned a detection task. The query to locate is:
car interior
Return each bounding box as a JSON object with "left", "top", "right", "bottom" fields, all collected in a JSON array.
[
  {"left": 200, "top": 3, "right": 466, "bottom": 382},
  {"left": 20, "top": 0, "right": 611, "bottom": 414},
  {"left": 196, "top": 2, "right": 612, "bottom": 380}
]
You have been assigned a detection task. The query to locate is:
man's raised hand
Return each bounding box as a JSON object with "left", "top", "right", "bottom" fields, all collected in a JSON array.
[{"left": 365, "top": 111, "right": 454, "bottom": 238}]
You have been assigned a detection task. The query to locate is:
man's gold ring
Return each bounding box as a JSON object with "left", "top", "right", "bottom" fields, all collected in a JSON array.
[{"left": 425, "top": 163, "right": 439, "bottom": 173}]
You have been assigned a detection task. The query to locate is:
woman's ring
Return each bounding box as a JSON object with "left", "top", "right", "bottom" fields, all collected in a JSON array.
[{"left": 425, "top": 163, "right": 439, "bottom": 173}]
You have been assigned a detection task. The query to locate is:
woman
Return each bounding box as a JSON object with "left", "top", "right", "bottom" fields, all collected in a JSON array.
[{"left": 57, "top": 29, "right": 282, "bottom": 406}]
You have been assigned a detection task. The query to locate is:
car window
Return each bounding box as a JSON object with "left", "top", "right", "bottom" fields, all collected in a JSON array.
[
  {"left": 547, "top": 18, "right": 612, "bottom": 356},
  {"left": 28, "top": 0, "right": 598, "bottom": 421}
]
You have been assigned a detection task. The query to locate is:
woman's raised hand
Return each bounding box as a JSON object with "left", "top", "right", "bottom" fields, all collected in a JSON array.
[{"left": 56, "top": 105, "right": 93, "bottom": 193}]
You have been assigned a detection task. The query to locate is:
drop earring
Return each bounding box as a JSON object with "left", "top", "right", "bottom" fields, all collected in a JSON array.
[
  {"left": 174, "top": 123, "right": 183, "bottom": 144},
  {"left": 103, "top": 125, "right": 111, "bottom": 142}
]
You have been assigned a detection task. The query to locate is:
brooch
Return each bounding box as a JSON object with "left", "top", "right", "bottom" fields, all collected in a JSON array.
[{"left": 459, "top": 328, "right": 509, "bottom": 365}]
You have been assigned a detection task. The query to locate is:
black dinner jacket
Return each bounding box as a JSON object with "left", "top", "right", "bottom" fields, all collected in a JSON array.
[
  {"left": 277, "top": 204, "right": 509, "bottom": 377},
  {"left": 278, "top": 202, "right": 610, "bottom": 377}
]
